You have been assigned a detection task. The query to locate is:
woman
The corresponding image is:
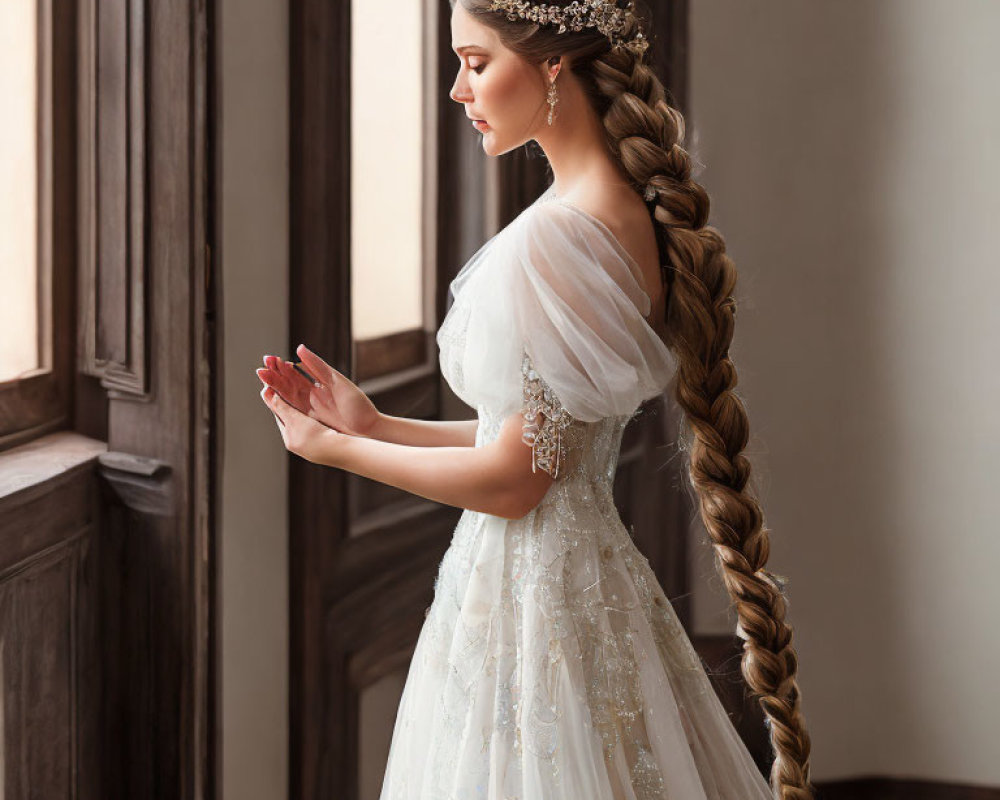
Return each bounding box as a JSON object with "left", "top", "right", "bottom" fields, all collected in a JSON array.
[{"left": 257, "top": 1, "right": 813, "bottom": 797}]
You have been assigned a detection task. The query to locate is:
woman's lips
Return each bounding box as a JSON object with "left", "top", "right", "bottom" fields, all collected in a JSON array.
[{"left": 473, "top": 119, "right": 489, "bottom": 131}]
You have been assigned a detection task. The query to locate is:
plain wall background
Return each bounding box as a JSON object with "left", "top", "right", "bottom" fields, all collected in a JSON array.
[
  {"left": 219, "top": 0, "right": 289, "bottom": 797},
  {"left": 687, "top": 0, "right": 1000, "bottom": 786}
]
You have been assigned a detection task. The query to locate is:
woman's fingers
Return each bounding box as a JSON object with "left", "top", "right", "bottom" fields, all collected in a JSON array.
[
  {"left": 295, "top": 344, "right": 334, "bottom": 384},
  {"left": 256, "top": 367, "right": 274, "bottom": 385},
  {"left": 256, "top": 367, "right": 284, "bottom": 394},
  {"left": 274, "top": 356, "right": 309, "bottom": 385},
  {"left": 309, "top": 386, "right": 334, "bottom": 416},
  {"left": 263, "top": 355, "right": 292, "bottom": 382},
  {"left": 260, "top": 358, "right": 285, "bottom": 387},
  {"left": 260, "top": 356, "right": 305, "bottom": 396},
  {"left": 260, "top": 385, "right": 285, "bottom": 427}
]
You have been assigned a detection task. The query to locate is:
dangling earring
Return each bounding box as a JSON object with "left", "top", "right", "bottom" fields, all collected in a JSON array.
[{"left": 546, "top": 78, "right": 559, "bottom": 126}]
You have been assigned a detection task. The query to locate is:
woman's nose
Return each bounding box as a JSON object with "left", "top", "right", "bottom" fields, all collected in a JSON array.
[{"left": 449, "top": 72, "right": 470, "bottom": 104}]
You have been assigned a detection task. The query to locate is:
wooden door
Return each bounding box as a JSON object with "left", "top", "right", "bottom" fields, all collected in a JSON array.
[
  {"left": 286, "top": 1, "right": 770, "bottom": 797},
  {"left": 288, "top": 2, "right": 491, "bottom": 796},
  {"left": 0, "top": 0, "right": 216, "bottom": 797}
]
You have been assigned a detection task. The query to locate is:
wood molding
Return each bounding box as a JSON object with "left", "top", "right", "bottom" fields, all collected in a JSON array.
[
  {"left": 77, "top": 0, "right": 149, "bottom": 399},
  {"left": 354, "top": 328, "right": 428, "bottom": 383},
  {"left": 97, "top": 452, "right": 174, "bottom": 516},
  {"left": 289, "top": 0, "right": 354, "bottom": 795},
  {"left": 816, "top": 778, "right": 1000, "bottom": 799}
]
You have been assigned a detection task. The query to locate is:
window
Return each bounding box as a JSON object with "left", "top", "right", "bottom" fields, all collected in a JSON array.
[
  {"left": 0, "top": 0, "right": 74, "bottom": 451},
  {"left": 350, "top": 0, "right": 433, "bottom": 382},
  {"left": 0, "top": 0, "right": 39, "bottom": 385}
]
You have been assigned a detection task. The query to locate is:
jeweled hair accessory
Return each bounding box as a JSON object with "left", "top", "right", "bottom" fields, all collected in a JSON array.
[{"left": 488, "top": 0, "right": 650, "bottom": 57}]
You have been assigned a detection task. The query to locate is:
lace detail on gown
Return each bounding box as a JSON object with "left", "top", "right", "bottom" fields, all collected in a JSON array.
[{"left": 520, "top": 350, "right": 577, "bottom": 479}]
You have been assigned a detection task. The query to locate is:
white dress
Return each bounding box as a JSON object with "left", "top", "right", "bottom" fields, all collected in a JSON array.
[{"left": 378, "top": 184, "right": 775, "bottom": 800}]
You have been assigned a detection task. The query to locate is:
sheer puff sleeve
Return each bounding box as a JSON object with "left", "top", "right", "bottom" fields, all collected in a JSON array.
[{"left": 436, "top": 198, "right": 676, "bottom": 478}]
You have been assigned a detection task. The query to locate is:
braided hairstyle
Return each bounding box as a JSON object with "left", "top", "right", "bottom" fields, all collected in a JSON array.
[{"left": 452, "top": 1, "right": 815, "bottom": 797}]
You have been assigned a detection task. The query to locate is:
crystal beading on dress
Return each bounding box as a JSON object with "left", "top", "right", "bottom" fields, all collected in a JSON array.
[{"left": 520, "top": 351, "right": 577, "bottom": 478}]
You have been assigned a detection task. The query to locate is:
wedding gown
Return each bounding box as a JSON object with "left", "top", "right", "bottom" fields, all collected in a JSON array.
[{"left": 378, "top": 184, "right": 774, "bottom": 799}]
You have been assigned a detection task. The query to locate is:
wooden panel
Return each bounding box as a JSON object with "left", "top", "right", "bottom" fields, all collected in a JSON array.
[
  {"left": 692, "top": 634, "right": 771, "bottom": 775},
  {"left": 91, "top": 0, "right": 215, "bottom": 769},
  {"left": 78, "top": 0, "right": 215, "bottom": 795},
  {"left": 354, "top": 328, "right": 428, "bottom": 382},
  {"left": 97, "top": 465, "right": 180, "bottom": 800},
  {"left": 289, "top": 0, "right": 354, "bottom": 792},
  {"left": 0, "top": 463, "right": 103, "bottom": 800},
  {"left": 617, "top": 387, "right": 696, "bottom": 629},
  {"left": 0, "top": 461, "right": 96, "bottom": 573},
  {"left": 322, "top": 504, "right": 455, "bottom": 799},
  {"left": 348, "top": 369, "right": 441, "bottom": 518},
  {"left": 78, "top": 0, "right": 149, "bottom": 397}
]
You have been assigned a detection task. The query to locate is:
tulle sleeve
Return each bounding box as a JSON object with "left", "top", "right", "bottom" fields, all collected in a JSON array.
[{"left": 437, "top": 199, "right": 676, "bottom": 477}]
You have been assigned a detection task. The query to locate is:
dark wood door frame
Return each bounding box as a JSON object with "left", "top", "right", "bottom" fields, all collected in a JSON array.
[
  {"left": 79, "top": 0, "right": 218, "bottom": 796},
  {"left": 289, "top": 0, "right": 496, "bottom": 795},
  {"left": 288, "top": 1, "right": 352, "bottom": 796}
]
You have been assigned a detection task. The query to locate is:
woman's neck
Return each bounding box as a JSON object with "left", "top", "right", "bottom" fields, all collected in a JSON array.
[{"left": 534, "top": 87, "right": 626, "bottom": 199}]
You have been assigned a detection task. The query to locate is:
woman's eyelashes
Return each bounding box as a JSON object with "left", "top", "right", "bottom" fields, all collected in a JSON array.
[{"left": 458, "top": 55, "right": 486, "bottom": 74}]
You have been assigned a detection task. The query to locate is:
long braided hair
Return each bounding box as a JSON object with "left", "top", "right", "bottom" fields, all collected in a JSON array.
[{"left": 452, "top": 1, "right": 815, "bottom": 797}]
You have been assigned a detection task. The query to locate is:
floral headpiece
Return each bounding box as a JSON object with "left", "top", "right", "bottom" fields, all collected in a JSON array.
[{"left": 488, "top": 0, "right": 650, "bottom": 58}]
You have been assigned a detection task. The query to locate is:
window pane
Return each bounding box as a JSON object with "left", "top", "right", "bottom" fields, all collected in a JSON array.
[
  {"left": 0, "top": 0, "right": 38, "bottom": 383},
  {"left": 350, "top": 0, "right": 424, "bottom": 344}
]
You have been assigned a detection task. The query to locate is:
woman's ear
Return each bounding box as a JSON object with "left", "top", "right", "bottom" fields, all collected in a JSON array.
[{"left": 545, "top": 55, "right": 562, "bottom": 83}]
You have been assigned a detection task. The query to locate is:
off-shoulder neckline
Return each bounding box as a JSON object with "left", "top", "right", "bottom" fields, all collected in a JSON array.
[{"left": 538, "top": 190, "right": 654, "bottom": 320}]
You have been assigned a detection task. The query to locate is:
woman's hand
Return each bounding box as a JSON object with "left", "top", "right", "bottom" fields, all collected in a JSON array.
[
  {"left": 256, "top": 343, "right": 381, "bottom": 438},
  {"left": 259, "top": 384, "right": 343, "bottom": 466}
]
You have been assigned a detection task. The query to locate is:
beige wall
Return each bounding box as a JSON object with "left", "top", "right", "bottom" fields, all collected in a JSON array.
[
  {"left": 689, "top": 0, "right": 1000, "bottom": 785},
  {"left": 218, "top": 0, "right": 289, "bottom": 797}
]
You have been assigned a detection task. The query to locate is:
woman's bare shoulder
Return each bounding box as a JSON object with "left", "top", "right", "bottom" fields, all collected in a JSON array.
[
  {"left": 561, "top": 185, "right": 664, "bottom": 306},
  {"left": 562, "top": 186, "right": 650, "bottom": 245}
]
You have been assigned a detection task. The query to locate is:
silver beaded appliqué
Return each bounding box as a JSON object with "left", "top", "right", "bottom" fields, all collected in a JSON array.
[{"left": 520, "top": 351, "right": 576, "bottom": 479}]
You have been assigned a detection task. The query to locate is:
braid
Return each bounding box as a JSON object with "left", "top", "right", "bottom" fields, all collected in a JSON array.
[{"left": 594, "top": 45, "right": 816, "bottom": 800}]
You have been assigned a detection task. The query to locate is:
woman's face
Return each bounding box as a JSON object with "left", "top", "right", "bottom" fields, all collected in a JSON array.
[{"left": 449, "top": 3, "right": 552, "bottom": 155}]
